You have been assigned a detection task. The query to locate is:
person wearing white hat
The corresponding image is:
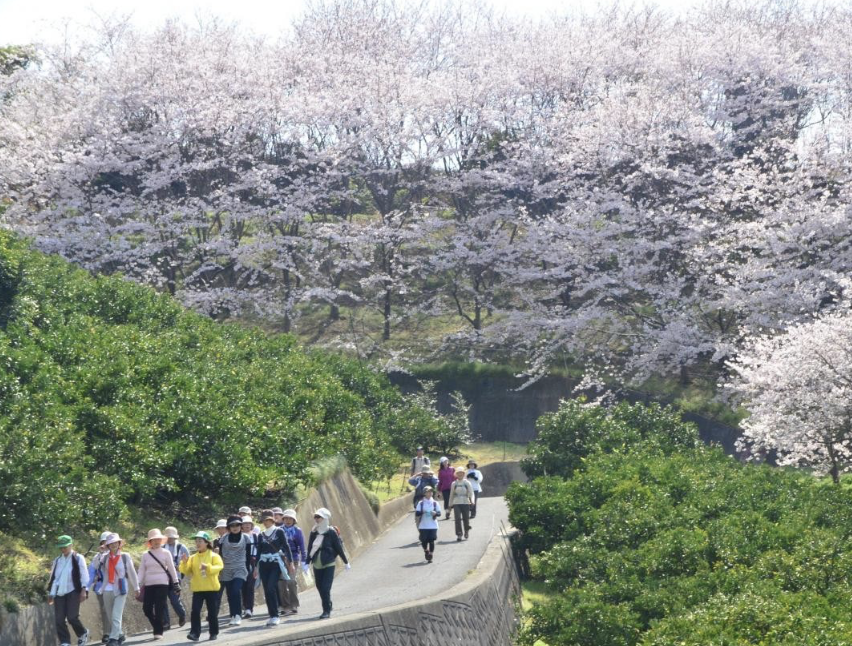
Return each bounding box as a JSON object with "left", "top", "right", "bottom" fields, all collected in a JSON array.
[
  {"left": 238, "top": 506, "right": 252, "bottom": 516},
  {"left": 162, "top": 527, "right": 188, "bottom": 629},
  {"left": 212, "top": 519, "right": 228, "bottom": 554},
  {"left": 240, "top": 516, "right": 257, "bottom": 618},
  {"left": 278, "top": 509, "right": 305, "bottom": 616},
  {"left": 137, "top": 529, "right": 179, "bottom": 640},
  {"left": 96, "top": 534, "right": 139, "bottom": 646},
  {"left": 87, "top": 531, "right": 112, "bottom": 644},
  {"left": 306, "top": 508, "right": 349, "bottom": 620}
]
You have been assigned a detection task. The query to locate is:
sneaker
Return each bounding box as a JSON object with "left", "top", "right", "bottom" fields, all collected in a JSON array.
[
  {"left": 179, "top": 616, "right": 187, "bottom": 628},
  {"left": 266, "top": 617, "right": 280, "bottom": 627},
  {"left": 457, "top": 536, "right": 462, "bottom": 541},
  {"left": 186, "top": 634, "right": 199, "bottom": 642},
  {"left": 102, "top": 636, "right": 109, "bottom": 645},
  {"left": 60, "top": 643, "right": 71, "bottom": 646},
  {"left": 233, "top": 615, "right": 242, "bottom": 626},
  {"left": 242, "top": 609, "right": 252, "bottom": 619},
  {"left": 287, "top": 609, "right": 299, "bottom": 616},
  {"left": 318, "top": 612, "right": 330, "bottom": 619},
  {"left": 77, "top": 630, "right": 90, "bottom": 646},
  {"left": 152, "top": 637, "right": 164, "bottom": 642},
  {"left": 118, "top": 636, "right": 125, "bottom": 645},
  {"left": 208, "top": 636, "right": 218, "bottom": 641},
  {"left": 464, "top": 531, "right": 469, "bottom": 539},
  {"left": 426, "top": 551, "right": 433, "bottom": 562}
]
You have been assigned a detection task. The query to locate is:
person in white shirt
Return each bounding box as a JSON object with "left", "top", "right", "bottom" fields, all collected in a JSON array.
[
  {"left": 47, "top": 535, "right": 90, "bottom": 646},
  {"left": 162, "top": 526, "right": 188, "bottom": 628},
  {"left": 410, "top": 447, "right": 430, "bottom": 476},
  {"left": 465, "top": 460, "right": 484, "bottom": 518},
  {"left": 414, "top": 487, "right": 442, "bottom": 563}
]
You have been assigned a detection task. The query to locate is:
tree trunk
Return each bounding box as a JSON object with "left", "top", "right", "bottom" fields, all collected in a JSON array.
[{"left": 383, "top": 287, "right": 391, "bottom": 341}]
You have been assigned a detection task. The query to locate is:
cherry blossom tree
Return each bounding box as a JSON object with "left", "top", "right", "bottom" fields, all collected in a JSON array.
[{"left": 727, "top": 311, "right": 852, "bottom": 483}]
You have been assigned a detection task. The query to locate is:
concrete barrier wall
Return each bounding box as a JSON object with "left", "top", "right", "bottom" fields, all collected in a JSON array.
[
  {"left": 230, "top": 530, "right": 521, "bottom": 646},
  {"left": 478, "top": 461, "right": 528, "bottom": 498},
  {"left": 0, "top": 470, "right": 412, "bottom": 646}
]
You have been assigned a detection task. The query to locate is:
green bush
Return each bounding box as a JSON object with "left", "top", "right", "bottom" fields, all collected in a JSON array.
[
  {"left": 0, "top": 231, "right": 456, "bottom": 544},
  {"left": 521, "top": 398, "right": 699, "bottom": 479},
  {"left": 508, "top": 401, "right": 852, "bottom": 645}
]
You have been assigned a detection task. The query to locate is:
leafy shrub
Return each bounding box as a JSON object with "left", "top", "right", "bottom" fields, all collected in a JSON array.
[
  {"left": 521, "top": 398, "right": 699, "bottom": 479},
  {"left": 0, "top": 232, "right": 454, "bottom": 543},
  {"left": 508, "top": 401, "right": 852, "bottom": 645}
]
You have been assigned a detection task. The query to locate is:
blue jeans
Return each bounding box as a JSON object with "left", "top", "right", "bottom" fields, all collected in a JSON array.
[
  {"left": 222, "top": 577, "right": 244, "bottom": 618},
  {"left": 258, "top": 561, "right": 280, "bottom": 619},
  {"left": 163, "top": 586, "right": 186, "bottom": 626},
  {"left": 313, "top": 565, "right": 335, "bottom": 614}
]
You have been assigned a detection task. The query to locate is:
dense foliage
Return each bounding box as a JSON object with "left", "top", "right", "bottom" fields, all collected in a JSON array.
[
  {"left": 0, "top": 231, "right": 451, "bottom": 541},
  {"left": 507, "top": 401, "right": 852, "bottom": 645}
]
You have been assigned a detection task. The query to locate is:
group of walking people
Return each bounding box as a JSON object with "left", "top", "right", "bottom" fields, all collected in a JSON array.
[
  {"left": 408, "top": 448, "right": 484, "bottom": 562},
  {"left": 48, "top": 506, "right": 349, "bottom": 646}
]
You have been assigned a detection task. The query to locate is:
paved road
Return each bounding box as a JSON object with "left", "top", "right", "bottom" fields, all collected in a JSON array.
[{"left": 125, "top": 498, "right": 510, "bottom": 644}]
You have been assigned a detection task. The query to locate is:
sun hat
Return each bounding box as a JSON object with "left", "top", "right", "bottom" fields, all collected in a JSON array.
[
  {"left": 313, "top": 508, "right": 331, "bottom": 521},
  {"left": 467, "top": 460, "right": 478, "bottom": 468},
  {"left": 260, "top": 509, "right": 275, "bottom": 522},
  {"left": 439, "top": 456, "right": 448, "bottom": 464},
  {"left": 271, "top": 507, "right": 284, "bottom": 515},
  {"left": 164, "top": 526, "right": 180, "bottom": 539},
  {"left": 423, "top": 486, "right": 433, "bottom": 492},
  {"left": 99, "top": 531, "right": 111, "bottom": 543},
  {"left": 241, "top": 515, "right": 253, "bottom": 524},
  {"left": 282, "top": 509, "right": 298, "bottom": 521},
  {"left": 56, "top": 535, "right": 73, "bottom": 548},
  {"left": 215, "top": 519, "right": 228, "bottom": 529},
  {"left": 455, "top": 467, "right": 466, "bottom": 474},
  {"left": 421, "top": 465, "right": 432, "bottom": 473},
  {"left": 238, "top": 506, "right": 252, "bottom": 515},
  {"left": 227, "top": 515, "right": 243, "bottom": 527},
  {"left": 104, "top": 533, "right": 124, "bottom": 547},
  {"left": 147, "top": 528, "right": 166, "bottom": 544},
  {"left": 416, "top": 446, "right": 424, "bottom": 451},
  {"left": 192, "top": 531, "right": 212, "bottom": 545}
]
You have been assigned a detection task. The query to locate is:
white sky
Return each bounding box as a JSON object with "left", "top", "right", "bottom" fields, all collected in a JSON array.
[{"left": 0, "top": 0, "right": 711, "bottom": 45}]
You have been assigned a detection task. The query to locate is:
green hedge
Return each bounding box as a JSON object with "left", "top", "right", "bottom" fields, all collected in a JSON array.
[
  {"left": 0, "top": 232, "right": 441, "bottom": 542},
  {"left": 507, "top": 400, "right": 852, "bottom": 645}
]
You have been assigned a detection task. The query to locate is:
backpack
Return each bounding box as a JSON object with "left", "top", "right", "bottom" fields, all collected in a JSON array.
[{"left": 331, "top": 525, "right": 343, "bottom": 546}]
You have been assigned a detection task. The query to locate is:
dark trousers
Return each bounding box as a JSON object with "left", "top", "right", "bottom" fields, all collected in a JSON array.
[
  {"left": 471, "top": 491, "right": 479, "bottom": 518},
  {"left": 313, "top": 565, "right": 335, "bottom": 614},
  {"left": 190, "top": 591, "right": 219, "bottom": 638},
  {"left": 258, "top": 561, "right": 281, "bottom": 619},
  {"left": 53, "top": 592, "right": 86, "bottom": 644},
  {"left": 223, "top": 577, "right": 244, "bottom": 618},
  {"left": 241, "top": 567, "right": 255, "bottom": 612},
  {"left": 163, "top": 585, "right": 186, "bottom": 626},
  {"left": 453, "top": 504, "right": 471, "bottom": 537},
  {"left": 441, "top": 489, "right": 452, "bottom": 515},
  {"left": 419, "top": 528, "right": 437, "bottom": 553},
  {"left": 142, "top": 584, "right": 169, "bottom": 636}
]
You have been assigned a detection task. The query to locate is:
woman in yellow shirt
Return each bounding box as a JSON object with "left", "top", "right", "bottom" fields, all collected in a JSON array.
[{"left": 179, "top": 532, "right": 224, "bottom": 642}]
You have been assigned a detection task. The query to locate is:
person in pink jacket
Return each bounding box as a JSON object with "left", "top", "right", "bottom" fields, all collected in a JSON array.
[
  {"left": 437, "top": 457, "right": 456, "bottom": 520},
  {"left": 137, "top": 529, "right": 180, "bottom": 640}
]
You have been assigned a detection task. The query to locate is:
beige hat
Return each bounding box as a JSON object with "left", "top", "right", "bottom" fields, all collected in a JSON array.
[
  {"left": 241, "top": 515, "right": 253, "bottom": 524},
  {"left": 104, "top": 532, "right": 124, "bottom": 547},
  {"left": 215, "top": 519, "right": 228, "bottom": 529},
  {"left": 164, "top": 526, "right": 179, "bottom": 539},
  {"left": 282, "top": 509, "right": 298, "bottom": 521},
  {"left": 147, "top": 528, "right": 166, "bottom": 544},
  {"left": 239, "top": 506, "right": 252, "bottom": 515},
  {"left": 455, "top": 467, "right": 466, "bottom": 474}
]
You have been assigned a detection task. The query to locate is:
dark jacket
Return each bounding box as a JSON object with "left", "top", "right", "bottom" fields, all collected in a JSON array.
[
  {"left": 307, "top": 529, "right": 348, "bottom": 568},
  {"left": 256, "top": 527, "right": 294, "bottom": 563}
]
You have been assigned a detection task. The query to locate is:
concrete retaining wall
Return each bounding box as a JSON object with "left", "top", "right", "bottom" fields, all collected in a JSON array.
[
  {"left": 478, "top": 462, "right": 528, "bottom": 498},
  {"left": 0, "top": 470, "right": 412, "bottom": 646},
  {"left": 230, "top": 530, "right": 521, "bottom": 646}
]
